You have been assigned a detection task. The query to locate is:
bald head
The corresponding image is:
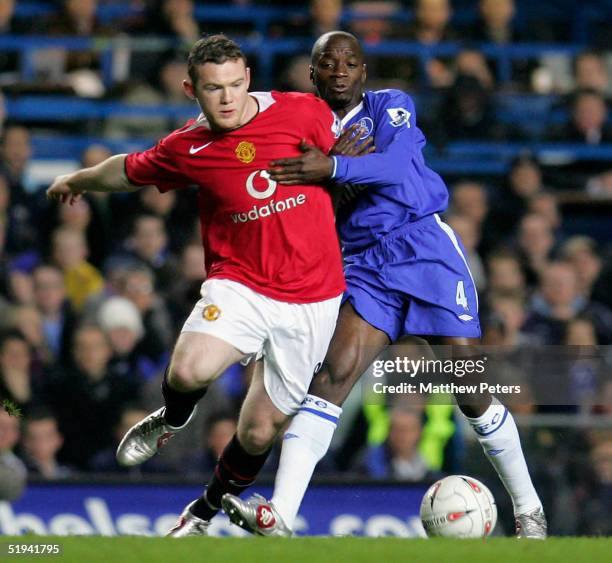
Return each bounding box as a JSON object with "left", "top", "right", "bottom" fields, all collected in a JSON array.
[
  {"left": 311, "top": 31, "right": 363, "bottom": 64},
  {"left": 310, "top": 31, "right": 366, "bottom": 116}
]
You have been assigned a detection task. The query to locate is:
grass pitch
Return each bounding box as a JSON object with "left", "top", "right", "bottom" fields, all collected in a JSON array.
[{"left": 2, "top": 537, "right": 610, "bottom": 563}]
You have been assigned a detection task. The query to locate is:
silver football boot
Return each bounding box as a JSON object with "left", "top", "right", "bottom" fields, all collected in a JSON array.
[
  {"left": 116, "top": 406, "right": 197, "bottom": 466},
  {"left": 515, "top": 507, "right": 548, "bottom": 539},
  {"left": 221, "top": 493, "right": 292, "bottom": 537},
  {"left": 167, "top": 501, "right": 210, "bottom": 537}
]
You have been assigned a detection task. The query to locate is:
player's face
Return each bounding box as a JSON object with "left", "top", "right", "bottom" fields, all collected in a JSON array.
[
  {"left": 184, "top": 59, "right": 252, "bottom": 131},
  {"left": 311, "top": 37, "right": 366, "bottom": 116}
]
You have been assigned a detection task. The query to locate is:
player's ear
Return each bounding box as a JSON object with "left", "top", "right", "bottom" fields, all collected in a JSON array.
[
  {"left": 361, "top": 64, "right": 367, "bottom": 84},
  {"left": 309, "top": 65, "right": 315, "bottom": 84},
  {"left": 245, "top": 67, "right": 251, "bottom": 89},
  {"left": 183, "top": 79, "right": 196, "bottom": 101}
]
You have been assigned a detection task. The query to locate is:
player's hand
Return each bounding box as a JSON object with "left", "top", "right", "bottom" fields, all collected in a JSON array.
[
  {"left": 268, "top": 140, "right": 334, "bottom": 185},
  {"left": 46, "top": 174, "right": 85, "bottom": 205},
  {"left": 330, "top": 123, "right": 376, "bottom": 157}
]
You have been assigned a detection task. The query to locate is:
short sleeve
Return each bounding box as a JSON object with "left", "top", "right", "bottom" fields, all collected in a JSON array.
[{"left": 125, "top": 136, "right": 191, "bottom": 193}]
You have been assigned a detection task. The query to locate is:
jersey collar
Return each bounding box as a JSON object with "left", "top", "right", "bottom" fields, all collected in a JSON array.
[{"left": 339, "top": 97, "right": 365, "bottom": 127}]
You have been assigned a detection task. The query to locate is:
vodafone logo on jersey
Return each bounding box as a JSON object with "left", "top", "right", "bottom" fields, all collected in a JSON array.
[
  {"left": 246, "top": 170, "right": 277, "bottom": 199},
  {"left": 231, "top": 170, "right": 308, "bottom": 224}
]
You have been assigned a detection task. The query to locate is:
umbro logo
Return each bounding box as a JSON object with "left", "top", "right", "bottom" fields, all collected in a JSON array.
[{"left": 189, "top": 141, "right": 213, "bottom": 154}]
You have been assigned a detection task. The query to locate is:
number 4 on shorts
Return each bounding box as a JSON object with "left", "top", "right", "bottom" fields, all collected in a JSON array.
[{"left": 456, "top": 280, "right": 468, "bottom": 309}]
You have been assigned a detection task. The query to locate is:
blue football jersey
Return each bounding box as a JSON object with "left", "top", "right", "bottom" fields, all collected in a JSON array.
[{"left": 332, "top": 89, "right": 449, "bottom": 252}]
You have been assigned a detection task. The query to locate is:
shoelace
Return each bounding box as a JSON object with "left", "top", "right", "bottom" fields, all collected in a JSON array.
[{"left": 140, "top": 415, "right": 166, "bottom": 436}]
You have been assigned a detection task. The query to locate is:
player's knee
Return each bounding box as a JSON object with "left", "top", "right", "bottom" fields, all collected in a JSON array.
[
  {"left": 167, "top": 358, "right": 212, "bottom": 391},
  {"left": 238, "top": 423, "right": 276, "bottom": 455}
]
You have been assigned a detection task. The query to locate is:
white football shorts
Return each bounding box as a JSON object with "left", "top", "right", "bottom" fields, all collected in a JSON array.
[{"left": 181, "top": 278, "right": 342, "bottom": 415}]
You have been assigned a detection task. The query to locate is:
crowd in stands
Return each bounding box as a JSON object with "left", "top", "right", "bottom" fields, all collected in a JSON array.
[{"left": 0, "top": 0, "right": 610, "bottom": 536}]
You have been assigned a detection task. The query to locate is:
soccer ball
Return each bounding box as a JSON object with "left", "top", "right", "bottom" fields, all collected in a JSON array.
[{"left": 420, "top": 475, "right": 497, "bottom": 538}]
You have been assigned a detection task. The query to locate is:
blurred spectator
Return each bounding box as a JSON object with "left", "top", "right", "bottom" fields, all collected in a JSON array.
[
  {"left": 125, "top": 187, "right": 197, "bottom": 254},
  {"left": 123, "top": 214, "right": 180, "bottom": 295},
  {"left": 167, "top": 242, "right": 205, "bottom": 328},
  {"left": 51, "top": 227, "right": 104, "bottom": 311},
  {"left": 450, "top": 181, "right": 489, "bottom": 226},
  {"left": 0, "top": 125, "right": 34, "bottom": 205},
  {"left": 6, "top": 267, "right": 35, "bottom": 306},
  {"left": 405, "top": 0, "right": 457, "bottom": 44},
  {"left": 105, "top": 55, "right": 192, "bottom": 139},
  {"left": 586, "top": 169, "right": 612, "bottom": 198},
  {"left": 486, "top": 252, "right": 526, "bottom": 296},
  {"left": 515, "top": 212, "right": 556, "bottom": 284},
  {"left": 143, "top": 0, "right": 199, "bottom": 42},
  {"left": 349, "top": 1, "right": 401, "bottom": 45},
  {"left": 97, "top": 295, "right": 166, "bottom": 382},
  {"left": 0, "top": 0, "right": 28, "bottom": 82},
  {"left": 0, "top": 408, "right": 27, "bottom": 501},
  {"left": 523, "top": 261, "right": 612, "bottom": 345},
  {"left": 278, "top": 55, "right": 316, "bottom": 93},
  {"left": 90, "top": 405, "right": 172, "bottom": 473},
  {"left": 21, "top": 407, "right": 72, "bottom": 478},
  {"left": 560, "top": 236, "right": 603, "bottom": 300},
  {"left": 572, "top": 51, "right": 610, "bottom": 98},
  {"left": 454, "top": 48, "right": 495, "bottom": 90},
  {"left": 32, "top": 264, "right": 76, "bottom": 366},
  {"left": 38, "top": 0, "right": 113, "bottom": 97},
  {"left": 528, "top": 192, "right": 563, "bottom": 234},
  {"left": 44, "top": 325, "right": 142, "bottom": 469},
  {"left": 488, "top": 292, "right": 529, "bottom": 347},
  {"left": 6, "top": 304, "right": 50, "bottom": 369},
  {"left": 82, "top": 144, "right": 113, "bottom": 169},
  {"left": 574, "top": 435, "right": 612, "bottom": 536},
  {"left": 565, "top": 317, "right": 601, "bottom": 412},
  {"left": 402, "top": 0, "right": 457, "bottom": 88},
  {"left": 435, "top": 74, "right": 503, "bottom": 142},
  {"left": 0, "top": 331, "right": 39, "bottom": 416},
  {"left": 363, "top": 407, "right": 438, "bottom": 480},
  {"left": 188, "top": 412, "right": 238, "bottom": 475},
  {"left": 44, "top": 195, "right": 110, "bottom": 268},
  {"left": 283, "top": 0, "right": 344, "bottom": 38},
  {"left": 488, "top": 154, "right": 546, "bottom": 243},
  {"left": 116, "top": 263, "right": 174, "bottom": 351},
  {"left": 553, "top": 90, "right": 612, "bottom": 145},
  {"left": 469, "top": 0, "right": 519, "bottom": 44}
]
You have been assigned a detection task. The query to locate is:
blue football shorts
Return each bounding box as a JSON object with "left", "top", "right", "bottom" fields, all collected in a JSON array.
[{"left": 342, "top": 213, "right": 481, "bottom": 341}]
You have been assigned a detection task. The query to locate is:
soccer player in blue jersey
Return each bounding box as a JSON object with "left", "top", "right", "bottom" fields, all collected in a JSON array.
[{"left": 221, "top": 31, "right": 547, "bottom": 538}]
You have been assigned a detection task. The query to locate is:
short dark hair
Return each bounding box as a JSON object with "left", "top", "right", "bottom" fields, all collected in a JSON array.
[{"left": 187, "top": 34, "right": 247, "bottom": 85}]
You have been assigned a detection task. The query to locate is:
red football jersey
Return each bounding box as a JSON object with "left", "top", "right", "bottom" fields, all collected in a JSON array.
[{"left": 125, "top": 91, "right": 345, "bottom": 303}]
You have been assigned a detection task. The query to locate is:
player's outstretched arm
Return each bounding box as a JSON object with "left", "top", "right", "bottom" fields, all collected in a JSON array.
[
  {"left": 46, "top": 154, "right": 143, "bottom": 205},
  {"left": 268, "top": 124, "right": 374, "bottom": 186}
]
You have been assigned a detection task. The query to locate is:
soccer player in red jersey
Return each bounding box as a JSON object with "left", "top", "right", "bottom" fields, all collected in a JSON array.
[{"left": 46, "top": 34, "right": 346, "bottom": 536}]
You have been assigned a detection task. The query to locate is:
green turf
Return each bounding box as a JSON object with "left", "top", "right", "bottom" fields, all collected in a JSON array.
[{"left": 1, "top": 537, "right": 610, "bottom": 563}]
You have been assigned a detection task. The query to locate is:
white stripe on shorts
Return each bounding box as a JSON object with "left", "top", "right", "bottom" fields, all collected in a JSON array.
[{"left": 433, "top": 213, "right": 479, "bottom": 312}]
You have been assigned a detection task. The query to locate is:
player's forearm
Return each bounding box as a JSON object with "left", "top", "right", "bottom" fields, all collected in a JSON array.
[
  {"left": 66, "top": 154, "right": 141, "bottom": 194},
  {"left": 332, "top": 152, "right": 404, "bottom": 188}
]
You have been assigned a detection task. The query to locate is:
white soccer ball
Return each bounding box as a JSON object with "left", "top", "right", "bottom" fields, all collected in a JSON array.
[{"left": 420, "top": 475, "right": 497, "bottom": 538}]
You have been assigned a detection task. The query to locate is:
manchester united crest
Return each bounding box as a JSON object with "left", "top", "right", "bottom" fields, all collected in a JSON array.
[
  {"left": 202, "top": 304, "right": 221, "bottom": 321},
  {"left": 235, "top": 141, "right": 256, "bottom": 164}
]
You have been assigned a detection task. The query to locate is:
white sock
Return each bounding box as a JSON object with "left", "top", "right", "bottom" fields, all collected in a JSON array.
[
  {"left": 271, "top": 394, "right": 341, "bottom": 529},
  {"left": 465, "top": 397, "right": 542, "bottom": 515}
]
